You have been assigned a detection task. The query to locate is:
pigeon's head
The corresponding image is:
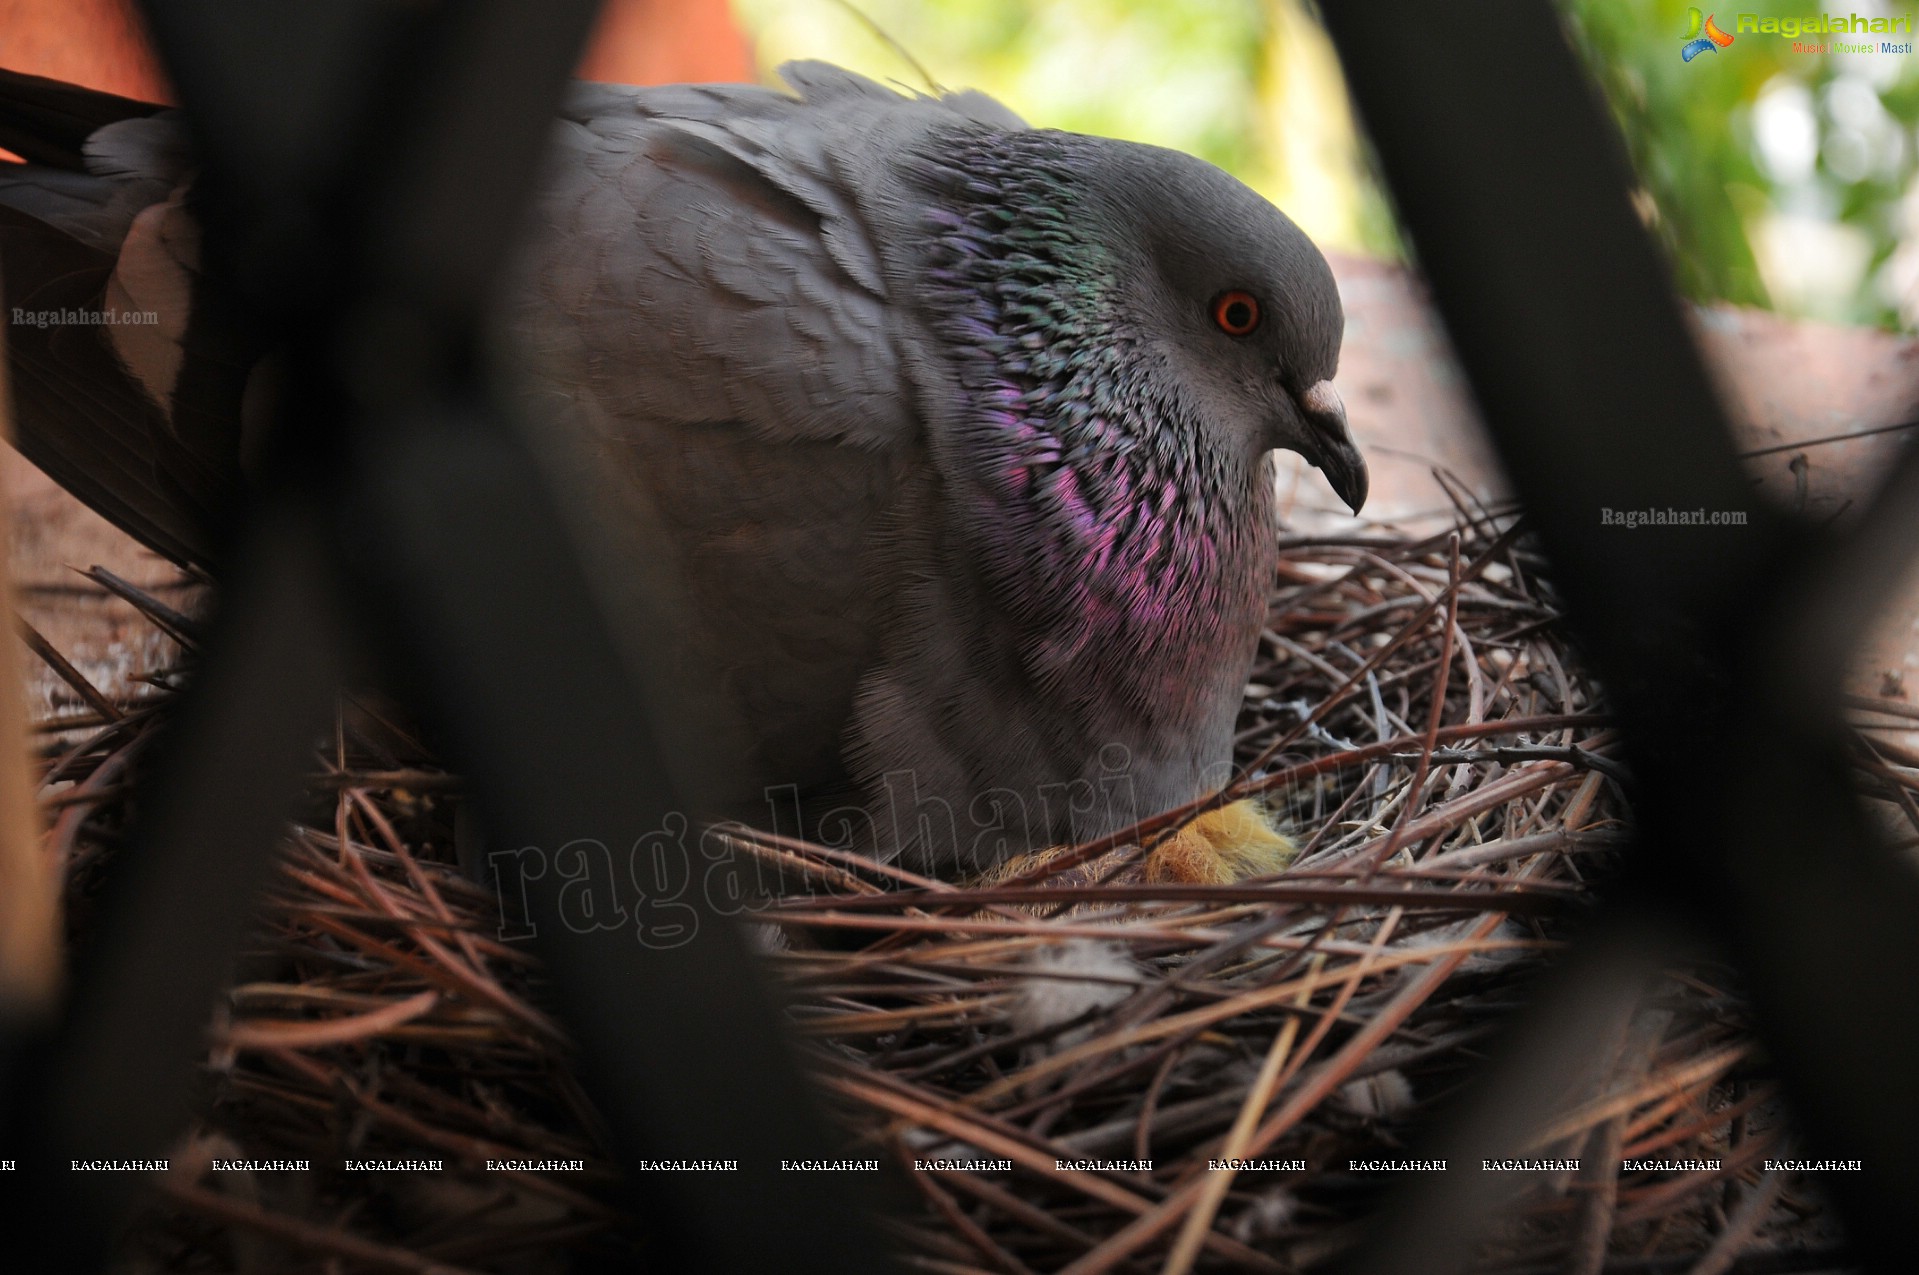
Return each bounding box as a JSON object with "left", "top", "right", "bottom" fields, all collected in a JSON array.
[
  {"left": 914, "top": 126, "right": 1368, "bottom": 526},
  {"left": 1078, "top": 139, "right": 1367, "bottom": 513}
]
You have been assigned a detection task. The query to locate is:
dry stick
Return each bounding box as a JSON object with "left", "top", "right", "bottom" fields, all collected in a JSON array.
[
  {"left": 1247, "top": 520, "right": 1528, "bottom": 775},
  {"left": 38, "top": 781, "right": 131, "bottom": 811},
  {"left": 44, "top": 733, "right": 141, "bottom": 871},
  {"left": 1298, "top": 761, "right": 1580, "bottom": 869},
  {"left": 1740, "top": 417, "right": 1919, "bottom": 458},
  {"left": 1619, "top": 1084, "right": 1774, "bottom": 1164},
  {"left": 729, "top": 832, "right": 890, "bottom": 896},
  {"left": 1449, "top": 611, "right": 1488, "bottom": 741},
  {"left": 1431, "top": 466, "right": 1500, "bottom": 545},
  {"left": 891, "top": 1139, "right": 1035, "bottom": 1275},
  {"left": 220, "top": 988, "right": 440, "bottom": 1050},
  {"left": 295, "top": 910, "right": 566, "bottom": 1043},
  {"left": 1569, "top": 1005, "right": 1672, "bottom": 1275},
  {"left": 830, "top": 1051, "right": 1173, "bottom": 1193},
  {"left": 724, "top": 827, "right": 1041, "bottom": 937},
  {"left": 1288, "top": 760, "right": 1381, "bottom": 857},
  {"left": 159, "top": 1177, "right": 489, "bottom": 1275},
  {"left": 929, "top": 1168, "right": 1103, "bottom": 1253},
  {"left": 1063, "top": 914, "right": 1408, "bottom": 1275},
  {"left": 265, "top": 1048, "right": 616, "bottom": 1219},
  {"left": 734, "top": 826, "right": 956, "bottom": 891},
  {"left": 1130, "top": 1043, "right": 1191, "bottom": 1163},
  {"left": 1522, "top": 1045, "right": 1751, "bottom": 1153},
  {"left": 1615, "top": 1080, "right": 1712, "bottom": 1153},
  {"left": 1359, "top": 534, "right": 1462, "bottom": 880},
  {"left": 796, "top": 996, "right": 1006, "bottom": 1038},
  {"left": 17, "top": 615, "right": 121, "bottom": 721},
  {"left": 40, "top": 719, "right": 138, "bottom": 789},
  {"left": 349, "top": 789, "right": 506, "bottom": 1008},
  {"left": 767, "top": 911, "right": 1238, "bottom": 947},
  {"left": 371, "top": 1056, "right": 605, "bottom": 1163},
  {"left": 823, "top": 1071, "right": 1284, "bottom": 1273},
  {"left": 1057, "top": 892, "right": 1522, "bottom": 1275},
  {"left": 322, "top": 805, "right": 563, "bottom": 1041},
  {"left": 287, "top": 827, "right": 496, "bottom": 908},
  {"left": 788, "top": 877, "right": 1567, "bottom": 917},
  {"left": 30, "top": 708, "right": 120, "bottom": 734},
  {"left": 956, "top": 932, "right": 1546, "bottom": 1113},
  {"left": 83, "top": 564, "right": 200, "bottom": 649},
  {"left": 280, "top": 854, "right": 403, "bottom": 915},
  {"left": 1683, "top": 1168, "right": 1789, "bottom": 1275},
  {"left": 1853, "top": 733, "right": 1919, "bottom": 837},
  {"left": 308, "top": 768, "right": 463, "bottom": 790},
  {"left": 1159, "top": 963, "right": 1314, "bottom": 1275},
  {"left": 1002, "top": 970, "right": 1405, "bottom": 1140},
  {"left": 889, "top": 929, "right": 1295, "bottom": 1088},
  {"left": 1286, "top": 759, "right": 1579, "bottom": 878},
  {"left": 1420, "top": 828, "right": 1625, "bottom": 872},
  {"left": 1612, "top": 1132, "right": 1779, "bottom": 1227}
]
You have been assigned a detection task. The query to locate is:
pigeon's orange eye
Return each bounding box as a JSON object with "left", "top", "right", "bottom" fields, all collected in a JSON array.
[{"left": 1212, "top": 290, "right": 1261, "bottom": 336}]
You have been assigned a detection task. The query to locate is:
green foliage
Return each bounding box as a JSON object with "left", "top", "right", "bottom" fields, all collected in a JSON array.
[
  {"left": 734, "top": 0, "right": 1401, "bottom": 258},
  {"left": 1560, "top": 0, "right": 1919, "bottom": 328},
  {"left": 737, "top": 0, "right": 1267, "bottom": 178},
  {"left": 1561, "top": 1, "right": 1773, "bottom": 307},
  {"left": 735, "top": 0, "right": 1919, "bottom": 328}
]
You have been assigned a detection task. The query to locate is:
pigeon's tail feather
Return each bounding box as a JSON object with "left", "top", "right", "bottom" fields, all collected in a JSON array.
[
  {"left": 0, "top": 72, "right": 235, "bottom": 569},
  {"left": 0, "top": 201, "right": 229, "bottom": 568},
  {"left": 0, "top": 67, "right": 162, "bottom": 171}
]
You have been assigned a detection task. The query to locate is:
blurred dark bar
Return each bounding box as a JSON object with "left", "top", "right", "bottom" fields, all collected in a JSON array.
[
  {"left": 1319, "top": 2, "right": 1919, "bottom": 1270},
  {"left": 0, "top": 2, "right": 893, "bottom": 1269}
]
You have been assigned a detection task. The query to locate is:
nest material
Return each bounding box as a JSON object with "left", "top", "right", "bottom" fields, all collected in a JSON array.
[{"left": 34, "top": 512, "right": 1880, "bottom": 1273}]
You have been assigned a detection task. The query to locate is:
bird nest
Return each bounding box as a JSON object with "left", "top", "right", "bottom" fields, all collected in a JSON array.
[{"left": 36, "top": 511, "right": 1865, "bottom": 1273}]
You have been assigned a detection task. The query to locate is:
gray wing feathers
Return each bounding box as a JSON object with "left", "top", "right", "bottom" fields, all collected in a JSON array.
[
  {"left": 520, "top": 68, "right": 979, "bottom": 793},
  {"left": 0, "top": 117, "right": 183, "bottom": 256},
  {"left": 537, "top": 91, "right": 906, "bottom": 446},
  {"left": 517, "top": 64, "right": 1029, "bottom": 799}
]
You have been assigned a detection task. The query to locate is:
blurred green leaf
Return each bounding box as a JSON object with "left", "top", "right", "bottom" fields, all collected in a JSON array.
[{"left": 1560, "top": 0, "right": 1919, "bottom": 329}]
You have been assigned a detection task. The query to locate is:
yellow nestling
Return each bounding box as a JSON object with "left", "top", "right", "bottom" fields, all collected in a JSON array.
[
  {"left": 976, "top": 797, "right": 1297, "bottom": 889},
  {"left": 1141, "top": 798, "right": 1298, "bottom": 884}
]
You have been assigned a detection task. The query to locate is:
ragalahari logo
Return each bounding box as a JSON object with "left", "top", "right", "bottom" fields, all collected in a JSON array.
[{"left": 1682, "top": 8, "right": 1736, "bottom": 60}]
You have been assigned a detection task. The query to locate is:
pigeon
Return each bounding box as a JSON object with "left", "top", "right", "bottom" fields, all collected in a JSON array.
[{"left": 0, "top": 62, "right": 1366, "bottom": 884}]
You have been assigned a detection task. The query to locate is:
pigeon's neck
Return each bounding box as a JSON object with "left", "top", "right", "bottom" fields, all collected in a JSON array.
[{"left": 915, "top": 130, "right": 1272, "bottom": 718}]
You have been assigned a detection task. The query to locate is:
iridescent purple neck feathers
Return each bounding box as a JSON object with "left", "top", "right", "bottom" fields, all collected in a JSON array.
[{"left": 912, "top": 130, "right": 1274, "bottom": 722}]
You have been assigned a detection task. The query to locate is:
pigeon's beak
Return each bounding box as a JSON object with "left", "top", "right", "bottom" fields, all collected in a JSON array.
[{"left": 1291, "top": 380, "right": 1368, "bottom": 515}]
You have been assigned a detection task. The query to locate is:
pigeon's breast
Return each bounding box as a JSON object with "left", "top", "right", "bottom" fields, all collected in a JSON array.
[{"left": 974, "top": 378, "right": 1269, "bottom": 716}]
